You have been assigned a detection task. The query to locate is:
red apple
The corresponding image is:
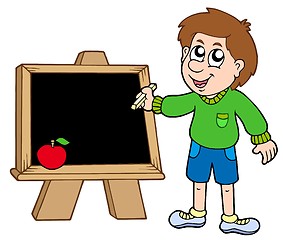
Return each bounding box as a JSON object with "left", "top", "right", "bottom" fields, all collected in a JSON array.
[{"left": 37, "top": 139, "right": 67, "bottom": 170}]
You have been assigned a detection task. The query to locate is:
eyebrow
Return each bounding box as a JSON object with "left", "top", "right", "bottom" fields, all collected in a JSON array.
[
  {"left": 196, "top": 39, "right": 204, "bottom": 44},
  {"left": 213, "top": 42, "right": 223, "bottom": 47}
]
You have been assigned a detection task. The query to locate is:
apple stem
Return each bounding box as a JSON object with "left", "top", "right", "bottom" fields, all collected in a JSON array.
[{"left": 51, "top": 140, "right": 55, "bottom": 148}]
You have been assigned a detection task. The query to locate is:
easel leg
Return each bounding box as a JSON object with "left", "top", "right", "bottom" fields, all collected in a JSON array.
[
  {"left": 32, "top": 180, "right": 83, "bottom": 220},
  {"left": 103, "top": 180, "right": 146, "bottom": 219}
]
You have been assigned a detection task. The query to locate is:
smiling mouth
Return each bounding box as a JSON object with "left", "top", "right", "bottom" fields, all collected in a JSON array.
[{"left": 189, "top": 75, "right": 213, "bottom": 89}]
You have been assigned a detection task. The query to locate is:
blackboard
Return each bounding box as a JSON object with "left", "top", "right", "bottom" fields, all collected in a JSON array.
[
  {"left": 31, "top": 72, "right": 150, "bottom": 165},
  {"left": 12, "top": 65, "right": 163, "bottom": 181}
]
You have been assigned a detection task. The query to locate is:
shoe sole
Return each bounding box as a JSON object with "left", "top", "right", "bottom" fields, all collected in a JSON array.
[
  {"left": 220, "top": 227, "right": 259, "bottom": 235},
  {"left": 170, "top": 222, "right": 206, "bottom": 229}
]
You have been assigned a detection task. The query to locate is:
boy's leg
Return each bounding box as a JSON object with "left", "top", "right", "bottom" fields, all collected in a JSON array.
[
  {"left": 220, "top": 183, "right": 260, "bottom": 235},
  {"left": 221, "top": 184, "right": 234, "bottom": 216},
  {"left": 213, "top": 147, "right": 260, "bottom": 235},
  {"left": 168, "top": 141, "right": 210, "bottom": 229},
  {"left": 194, "top": 182, "right": 207, "bottom": 211}
]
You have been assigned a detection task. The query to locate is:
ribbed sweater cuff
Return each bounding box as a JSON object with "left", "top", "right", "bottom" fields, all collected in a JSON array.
[
  {"left": 251, "top": 131, "right": 271, "bottom": 144},
  {"left": 152, "top": 96, "right": 163, "bottom": 114}
]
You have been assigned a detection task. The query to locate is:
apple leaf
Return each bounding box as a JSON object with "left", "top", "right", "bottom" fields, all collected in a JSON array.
[{"left": 56, "top": 137, "right": 70, "bottom": 145}]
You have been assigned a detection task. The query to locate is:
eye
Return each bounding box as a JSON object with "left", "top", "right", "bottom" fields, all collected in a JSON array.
[
  {"left": 208, "top": 49, "right": 224, "bottom": 68},
  {"left": 190, "top": 45, "right": 205, "bottom": 62}
]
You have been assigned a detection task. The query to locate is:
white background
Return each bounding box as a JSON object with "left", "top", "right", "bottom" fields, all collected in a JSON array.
[{"left": 0, "top": 0, "right": 282, "bottom": 239}]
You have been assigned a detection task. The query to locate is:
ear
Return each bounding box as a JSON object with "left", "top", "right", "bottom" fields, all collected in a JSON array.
[
  {"left": 234, "top": 59, "right": 245, "bottom": 78},
  {"left": 182, "top": 46, "right": 190, "bottom": 61}
]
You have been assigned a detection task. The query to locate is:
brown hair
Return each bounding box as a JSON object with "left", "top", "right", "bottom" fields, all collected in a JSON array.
[{"left": 178, "top": 8, "right": 257, "bottom": 89}]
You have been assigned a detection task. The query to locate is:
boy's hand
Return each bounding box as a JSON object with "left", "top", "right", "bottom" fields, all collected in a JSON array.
[
  {"left": 252, "top": 140, "right": 278, "bottom": 165},
  {"left": 139, "top": 86, "right": 154, "bottom": 110}
]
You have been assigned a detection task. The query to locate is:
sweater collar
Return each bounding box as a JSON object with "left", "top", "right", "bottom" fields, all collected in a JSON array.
[{"left": 200, "top": 88, "right": 229, "bottom": 105}]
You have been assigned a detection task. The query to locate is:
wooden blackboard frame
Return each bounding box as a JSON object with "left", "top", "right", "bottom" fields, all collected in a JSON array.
[
  {"left": 11, "top": 64, "right": 164, "bottom": 181},
  {"left": 10, "top": 51, "right": 164, "bottom": 221}
]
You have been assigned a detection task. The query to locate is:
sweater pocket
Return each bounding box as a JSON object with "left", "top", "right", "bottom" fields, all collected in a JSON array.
[{"left": 216, "top": 113, "right": 229, "bottom": 128}]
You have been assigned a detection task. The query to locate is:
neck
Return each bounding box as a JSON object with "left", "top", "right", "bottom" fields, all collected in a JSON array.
[{"left": 205, "top": 93, "right": 218, "bottom": 99}]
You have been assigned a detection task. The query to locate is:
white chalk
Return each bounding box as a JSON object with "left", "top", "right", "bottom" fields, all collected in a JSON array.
[{"left": 131, "top": 83, "right": 157, "bottom": 110}]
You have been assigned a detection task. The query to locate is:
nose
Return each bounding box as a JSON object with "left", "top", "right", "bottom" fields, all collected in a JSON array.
[{"left": 188, "top": 60, "right": 204, "bottom": 73}]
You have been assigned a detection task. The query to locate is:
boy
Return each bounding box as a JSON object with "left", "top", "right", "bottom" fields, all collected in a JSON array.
[{"left": 140, "top": 8, "right": 277, "bottom": 235}]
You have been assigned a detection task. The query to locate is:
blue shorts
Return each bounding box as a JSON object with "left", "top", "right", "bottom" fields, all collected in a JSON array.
[{"left": 186, "top": 141, "right": 238, "bottom": 185}]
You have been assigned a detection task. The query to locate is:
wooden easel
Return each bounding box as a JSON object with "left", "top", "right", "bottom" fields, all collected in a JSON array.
[{"left": 32, "top": 51, "right": 146, "bottom": 220}]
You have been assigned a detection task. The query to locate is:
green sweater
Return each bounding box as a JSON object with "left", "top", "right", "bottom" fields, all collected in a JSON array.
[{"left": 153, "top": 88, "right": 270, "bottom": 149}]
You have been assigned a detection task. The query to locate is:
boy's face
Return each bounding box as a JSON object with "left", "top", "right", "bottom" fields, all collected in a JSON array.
[{"left": 181, "top": 33, "right": 244, "bottom": 96}]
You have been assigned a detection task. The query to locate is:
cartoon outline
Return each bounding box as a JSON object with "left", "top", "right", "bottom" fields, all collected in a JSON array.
[{"left": 141, "top": 8, "right": 278, "bottom": 235}]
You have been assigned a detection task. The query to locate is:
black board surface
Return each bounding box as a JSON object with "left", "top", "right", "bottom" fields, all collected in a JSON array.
[{"left": 31, "top": 72, "right": 151, "bottom": 165}]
